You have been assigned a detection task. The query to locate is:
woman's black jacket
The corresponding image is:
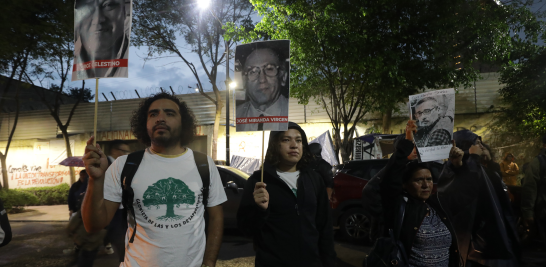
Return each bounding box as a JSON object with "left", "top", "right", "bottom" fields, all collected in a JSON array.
[
  {"left": 380, "top": 139, "right": 460, "bottom": 267},
  {"left": 237, "top": 162, "right": 336, "bottom": 267}
]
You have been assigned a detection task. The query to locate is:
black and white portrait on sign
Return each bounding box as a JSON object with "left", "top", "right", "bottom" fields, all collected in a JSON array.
[
  {"left": 409, "top": 88, "right": 455, "bottom": 162},
  {"left": 72, "top": 0, "right": 132, "bottom": 81},
  {"left": 233, "top": 40, "right": 290, "bottom": 132}
]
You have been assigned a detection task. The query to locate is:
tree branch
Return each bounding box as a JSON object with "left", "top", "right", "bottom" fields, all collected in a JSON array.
[{"left": 65, "top": 81, "right": 86, "bottom": 128}]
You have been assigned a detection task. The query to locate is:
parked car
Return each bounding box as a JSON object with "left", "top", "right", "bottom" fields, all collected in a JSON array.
[
  {"left": 216, "top": 165, "right": 249, "bottom": 228},
  {"left": 330, "top": 159, "right": 388, "bottom": 242},
  {"left": 331, "top": 159, "right": 443, "bottom": 242}
]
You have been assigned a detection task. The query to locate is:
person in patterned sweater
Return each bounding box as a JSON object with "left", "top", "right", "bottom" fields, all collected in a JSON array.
[{"left": 413, "top": 97, "right": 452, "bottom": 147}]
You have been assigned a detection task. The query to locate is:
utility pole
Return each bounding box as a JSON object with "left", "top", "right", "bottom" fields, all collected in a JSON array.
[{"left": 225, "top": 41, "right": 230, "bottom": 166}]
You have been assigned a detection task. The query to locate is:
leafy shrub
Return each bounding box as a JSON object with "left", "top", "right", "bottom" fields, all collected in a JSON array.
[
  {"left": 16, "top": 183, "right": 70, "bottom": 205},
  {"left": 0, "top": 189, "right": 39, "bottom": 210}
]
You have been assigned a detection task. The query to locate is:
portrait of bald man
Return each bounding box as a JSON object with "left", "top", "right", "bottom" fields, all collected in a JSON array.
[
  {"left": 235, "top": 41, "right": 290, "bottom": 132},
  {"left": 72, "top": 0, "right": 131, "bottom": 81}
]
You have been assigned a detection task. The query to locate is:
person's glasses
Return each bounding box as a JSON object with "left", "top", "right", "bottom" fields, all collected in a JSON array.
[
  {"left": 414, "top": 106, "right": 438, "bottom": 118},
  {"left": 244, "top": 64, "right": 280, "bottom": 81}
]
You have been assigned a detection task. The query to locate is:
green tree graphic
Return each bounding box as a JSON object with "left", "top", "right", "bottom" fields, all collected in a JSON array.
[{"left": 143, "top": 178, "right": 195, "bottom": 221}]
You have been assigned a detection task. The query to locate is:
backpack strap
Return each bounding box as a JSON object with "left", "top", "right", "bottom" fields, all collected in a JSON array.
[
  {"left": 192, "top": 150, "right": 210, "bottom": 208},
  {"left": 120, "top": 150, "right": 145, "bottom": 243}
]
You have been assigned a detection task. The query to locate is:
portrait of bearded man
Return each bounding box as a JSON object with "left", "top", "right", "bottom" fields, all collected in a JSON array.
[{"left": 412, "top": 96, "right": 453, "bottom": 148}]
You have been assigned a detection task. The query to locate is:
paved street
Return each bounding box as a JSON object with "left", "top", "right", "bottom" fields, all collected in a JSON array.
[
  {"left": 0, "top": 222, "right": 367, "bottom": 267},
  {"left": 2, "top": 221, "right": 546, "bottom": 266}
]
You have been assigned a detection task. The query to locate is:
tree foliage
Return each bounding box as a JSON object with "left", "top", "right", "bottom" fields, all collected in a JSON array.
[
  {"left": 132, "top": 0, "right": 255, "bottom": 160},
  {"left": 495, "top": 46, "right": 546, "bottom": 139},
  {"left": 232, "top": 0, "right": 541, "bottom": 161},
  {"left": 34, "top": 80, "right": 89, "bottom": 184},
  {"left": 487, "top": 1, "right": 546, "bottom": 143},
  {"left": 143, "top": 178, "right": 195, "bottom": 221},
  {"left": 0, "top": 0, "right": 74, "bottom": 188},
  {"left": 50, "top": 84, "right": 94, "bottom": 103}
]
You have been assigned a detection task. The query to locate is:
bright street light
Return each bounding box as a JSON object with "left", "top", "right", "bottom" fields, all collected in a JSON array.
[
  {"left": 197, "top": 0, "right": 211, "bottom": 10},
  {"left": 229, "top": 81, "right": 237, "bottom": 89}
]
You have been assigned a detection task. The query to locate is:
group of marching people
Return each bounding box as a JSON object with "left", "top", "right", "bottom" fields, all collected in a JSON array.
[
  {"left": 239, "top": 119, "right": 529, "bottom": 267},
  {"left": 2, "top": 90, "right": 542, "bottom": 267},
  {"left": 50, "top": 92, "right": 546, "bottom": 267}
]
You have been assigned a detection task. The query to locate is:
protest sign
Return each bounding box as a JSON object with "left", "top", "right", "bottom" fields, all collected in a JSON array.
[
  {"left": 72, "top": 0, "right": 132, "bottom": 81},
  {"left": 233, "top": 40, "right": 290, "bottom": 132},
  {"left": 409, "top": 88, "right": 455, "bottom": 162}
]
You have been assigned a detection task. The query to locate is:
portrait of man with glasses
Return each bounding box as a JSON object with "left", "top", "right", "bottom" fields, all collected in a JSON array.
[
  {"left": 235, "top": 41, "right": 290, "bottom": 132},
  {"left": 412, "top": 96, "right": 453, "bottom": 148}
]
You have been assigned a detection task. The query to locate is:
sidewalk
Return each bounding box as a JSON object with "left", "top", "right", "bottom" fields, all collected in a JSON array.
[{"left": 8, "top": 205, "right": 69, "bottom": 222}]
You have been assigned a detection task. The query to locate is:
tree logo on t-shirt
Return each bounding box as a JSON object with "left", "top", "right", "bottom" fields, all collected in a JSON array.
[{"left": 143, "top": 178, "right": 196, "bottom": 222}]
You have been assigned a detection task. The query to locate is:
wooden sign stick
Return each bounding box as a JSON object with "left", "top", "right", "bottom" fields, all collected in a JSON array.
[
  {"left": 261, "top": 130, "right": 265, "bottom": 183},
  {"left": 93, "top": 78, "right": 99, "bottom": 145}
]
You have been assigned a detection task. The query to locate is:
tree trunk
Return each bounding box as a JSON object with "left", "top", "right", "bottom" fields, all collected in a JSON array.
[
  {"left": 332, "top": 126, "right": 352, "bottom": 163},
  {"left": 0, "top": 154, "right": 8, "bottom": 190},
  {"left": 212, "top": 101, "right": 222, "bottom": 160},
  {"left": 0, "top": 79, "right": 22, "bottom": 190},
  {"left": 60, "top": 126, "right": 75, "bottom": 184},
  {"left": 339, "top": 143, "right": 350, "bottom": 163},
  {"left": 340, "top": 124, "right": 355, "bottom": 162},
  {"left": 166, "top": 200, "right": 175, "bottom": 217},
  {"left": 382, "top": 109, "right": 392, "bottom": 134},
  {"left": 332, "top": 127, "right": 340, "bottom": 162}
]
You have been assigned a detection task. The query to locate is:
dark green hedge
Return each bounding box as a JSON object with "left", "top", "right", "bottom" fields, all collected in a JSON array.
[
  {"left": 16, "top": 183, "right": 70, "bottom": 205},
  {"left": 0, "top": 189, "right": 39, "bottom": 210}
]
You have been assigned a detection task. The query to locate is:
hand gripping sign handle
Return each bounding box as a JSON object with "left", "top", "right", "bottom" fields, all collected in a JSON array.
[
  {"left": 261, "top": 130, "right": 265, "bottom": 183},
  {"left": 94, "top": 78, "right": 99, "bottom": 146}
]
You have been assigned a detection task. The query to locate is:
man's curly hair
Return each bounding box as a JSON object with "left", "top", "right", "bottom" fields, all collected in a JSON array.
[{"left": 130, "top": 92, "right": 197, "bottom": 147}]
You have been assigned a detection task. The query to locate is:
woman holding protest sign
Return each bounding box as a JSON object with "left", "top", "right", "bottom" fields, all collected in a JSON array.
[
  {"left": 237, "top": 122, "right": 336, "bottom": 267},
  {"left": 368, "top": 121, "right": 519, "bottom": 267},
  {"left": 370, "top": 120, "right": 458, "bottom": 267}
]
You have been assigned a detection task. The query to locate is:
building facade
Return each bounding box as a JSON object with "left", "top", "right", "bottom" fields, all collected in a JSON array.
[{"left": 0, "top": 72, "right": 506, "bottom": 189}]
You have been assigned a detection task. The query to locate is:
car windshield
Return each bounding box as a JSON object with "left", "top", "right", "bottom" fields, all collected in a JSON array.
[{"left": 217, "top": 166, "right": 250, "bottom": 180}]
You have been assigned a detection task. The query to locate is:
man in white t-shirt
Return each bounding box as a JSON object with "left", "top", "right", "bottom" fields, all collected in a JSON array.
[{"left": 82, "top": 93, "right": 227, "bottom": 267}]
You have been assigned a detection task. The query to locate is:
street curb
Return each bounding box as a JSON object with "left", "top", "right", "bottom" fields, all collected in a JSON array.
[{"left": 9, "top": 220, "right": 69, "bottom": 223}]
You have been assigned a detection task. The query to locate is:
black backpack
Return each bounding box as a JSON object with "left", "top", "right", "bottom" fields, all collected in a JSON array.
[{"left": 118, "top": 149, "right": 210, "bottom": 261}]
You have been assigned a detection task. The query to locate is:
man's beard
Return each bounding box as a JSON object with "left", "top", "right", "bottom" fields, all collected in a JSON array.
[
  {"left": 417, "top": 117, "right": 441, "bottom": 132},
  {"left": 150, "top": 125, "right": 182, "bottom": 147}
]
